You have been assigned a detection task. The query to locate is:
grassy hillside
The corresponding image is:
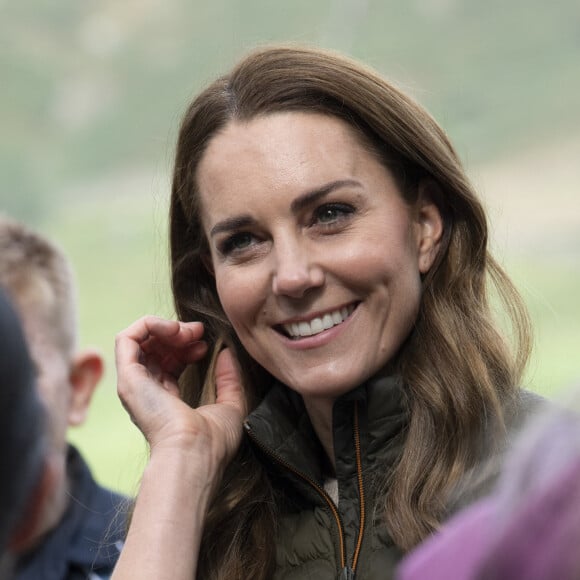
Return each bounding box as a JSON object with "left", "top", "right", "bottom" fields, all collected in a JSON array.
[{"left": 2, "top": 0, "right": 579, "bottom": 219}]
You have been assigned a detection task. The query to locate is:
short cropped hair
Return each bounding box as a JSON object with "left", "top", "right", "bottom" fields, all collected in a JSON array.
[{"left": 0, "top": 215, "right": 77, "bottom": 360}]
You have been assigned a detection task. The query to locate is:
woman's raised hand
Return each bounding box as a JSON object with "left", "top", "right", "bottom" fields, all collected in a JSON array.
[
  {"left": 115, "top": 316, "right": 246, "bottom": 472},
  {"left": 113, "top": 316, "right": 246, "bottom": 580}
]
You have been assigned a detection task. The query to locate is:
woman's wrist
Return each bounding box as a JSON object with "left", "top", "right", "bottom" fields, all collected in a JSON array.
[
  {"left": 113, "top": 446, "right": 219, "bottom": 580},
  {"left": 145, "top": 441, "right": 224, "bottom": 493}
]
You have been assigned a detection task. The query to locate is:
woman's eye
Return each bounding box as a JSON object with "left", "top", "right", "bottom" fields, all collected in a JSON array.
[
  {"left": 220, "top": 232, "right": 255, "bottom": 255},
  {"left": 313, "top": 203, "right": 354, "bottom": 225}
]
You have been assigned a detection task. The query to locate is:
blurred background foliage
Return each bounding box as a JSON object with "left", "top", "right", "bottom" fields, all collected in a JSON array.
[{"left": 1, "top": 0, "right": 579, "bottom": 494}]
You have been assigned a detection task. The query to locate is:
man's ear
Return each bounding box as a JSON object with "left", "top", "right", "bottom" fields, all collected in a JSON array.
[
  {"left": 67, "top": 349, "right": 104, "bottom": 427},
  {"left": 415, "top": 180, "right": 445, "bottom": 274}
]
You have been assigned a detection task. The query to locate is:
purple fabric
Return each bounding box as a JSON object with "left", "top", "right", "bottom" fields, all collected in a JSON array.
[
  {"left": 396, "top": 499, "right": 495, "bottom": 580},
  {"left": 477, "top": 459, "right": 580, "bottom": 580},
  {"left": 397, "top": 457, "right": 580, "bottom": 580}
]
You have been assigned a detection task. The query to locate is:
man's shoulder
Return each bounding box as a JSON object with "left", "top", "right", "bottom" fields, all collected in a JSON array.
[{"left": 66, "top": 445, "right": 129, "bottom": 572}]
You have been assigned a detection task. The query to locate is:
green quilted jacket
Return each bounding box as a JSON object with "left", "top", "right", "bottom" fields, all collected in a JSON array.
[{"left": 244, "top": 375, "right": 543, "bottom": 580}]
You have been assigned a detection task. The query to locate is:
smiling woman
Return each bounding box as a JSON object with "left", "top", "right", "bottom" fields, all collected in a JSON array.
[{"left": 112, "top": 46, "right": 541, "bottom": 580}]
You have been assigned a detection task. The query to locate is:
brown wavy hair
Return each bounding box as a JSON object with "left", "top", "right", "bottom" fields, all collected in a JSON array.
[{"left": 169, "top": 45, "right": 532, "bottom": 579}]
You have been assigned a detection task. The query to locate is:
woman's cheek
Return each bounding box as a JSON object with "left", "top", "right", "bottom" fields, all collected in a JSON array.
[{"left": 216, "top": 268, "right": 259, "bottom": 327}]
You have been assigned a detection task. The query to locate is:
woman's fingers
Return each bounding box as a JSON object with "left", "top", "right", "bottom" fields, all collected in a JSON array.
[
  {"left": 116, "top": 316, "right": 207, "bottom": 379},
  {"left": 214, "top": 348, "right": 247, "bottom": 417},
  {"left": 115, "top": 319, "right": 246, "bottom": 463},
  {"left": 122, "top": 315, "right": 205, "bottom": 345},
  {"left": 114, "top": 316, "right": 208, "bottom": 436}
]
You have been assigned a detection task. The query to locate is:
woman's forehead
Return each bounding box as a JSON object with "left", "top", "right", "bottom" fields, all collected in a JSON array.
[{"left": 196, "top": 112, "right": 378, "bottom": 197}]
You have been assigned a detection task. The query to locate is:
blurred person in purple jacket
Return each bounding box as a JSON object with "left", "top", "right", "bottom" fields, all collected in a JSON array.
[{"left": 396, "top": 389, "right": 580, "bottom": 580}]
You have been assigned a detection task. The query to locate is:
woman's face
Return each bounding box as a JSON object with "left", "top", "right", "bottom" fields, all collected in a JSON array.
[{"left": 198, "top": 112, "right": 442, "bottom": 404}]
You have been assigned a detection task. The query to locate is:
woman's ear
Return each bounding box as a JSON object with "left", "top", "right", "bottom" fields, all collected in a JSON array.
[{"left": 415, "top": 180, "right": 445, "bottom": 274}]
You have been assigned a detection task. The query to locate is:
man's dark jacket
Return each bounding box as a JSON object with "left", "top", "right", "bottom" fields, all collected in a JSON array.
[{"left": 15, "top": 445, "right": 127, "bottom": 580}]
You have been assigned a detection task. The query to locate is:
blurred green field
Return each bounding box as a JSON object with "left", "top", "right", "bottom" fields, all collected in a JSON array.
[{"left": 44, "top": 191, "right": 174, "bottom": 496}]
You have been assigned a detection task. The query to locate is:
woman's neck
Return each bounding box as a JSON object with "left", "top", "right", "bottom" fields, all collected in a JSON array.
[{"left": 302, "top": 396, "right": 336, "bottom": 472}]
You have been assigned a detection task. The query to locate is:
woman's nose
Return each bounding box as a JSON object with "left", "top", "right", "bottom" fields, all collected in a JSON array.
[{"left": 271, "top": 241, "right": 324, "bottom": 298}]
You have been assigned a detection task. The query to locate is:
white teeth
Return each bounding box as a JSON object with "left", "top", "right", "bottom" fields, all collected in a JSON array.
[
  {"left": 310, "top": 318, "right": 324, "bottom": 333},
  {"left": 322, "top": 314, "right": 334, "bottom": 330},
  {"left": 282, "top": 305, "right": 355, "bottom": 339}
]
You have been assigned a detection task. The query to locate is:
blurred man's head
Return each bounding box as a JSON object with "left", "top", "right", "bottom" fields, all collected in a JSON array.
[
  {"left": 0, "top": 288, "right": 53, "bottom": 574},
  {"left": 0, "top": 215, "right": 104, "bottom": 543}
]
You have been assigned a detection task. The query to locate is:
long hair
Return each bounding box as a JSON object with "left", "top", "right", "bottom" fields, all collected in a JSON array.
[{"left": 169, "top": 45, "right": 532, "bottom": 578}]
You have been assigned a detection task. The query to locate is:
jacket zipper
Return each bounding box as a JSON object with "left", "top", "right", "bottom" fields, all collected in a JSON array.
[
  {"left": 351, "top": 400, "right": 366, "bottom": 572},
  {"left": 244, "top": 400, "right": 366, "bottom": 577}
]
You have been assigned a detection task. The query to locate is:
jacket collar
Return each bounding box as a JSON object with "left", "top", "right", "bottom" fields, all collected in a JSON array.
[{"left": 244, "top": 373, "right": 409, "bottom": 488}]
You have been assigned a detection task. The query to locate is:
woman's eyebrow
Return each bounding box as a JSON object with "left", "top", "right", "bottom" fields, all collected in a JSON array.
[
  {"left": 210, "top": 215, "right": 255, "bottom": 238},
  {"left": 290, "top": 179, "right": 362, "bottom": 214},
  {"left": 209, "top": 179, "right": 362, "bottom": 238}
]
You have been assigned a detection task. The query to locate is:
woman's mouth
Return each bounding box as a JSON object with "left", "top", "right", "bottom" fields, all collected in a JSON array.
[{"left": 278, "top": 303, "right": 357, "bottom": 339}]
